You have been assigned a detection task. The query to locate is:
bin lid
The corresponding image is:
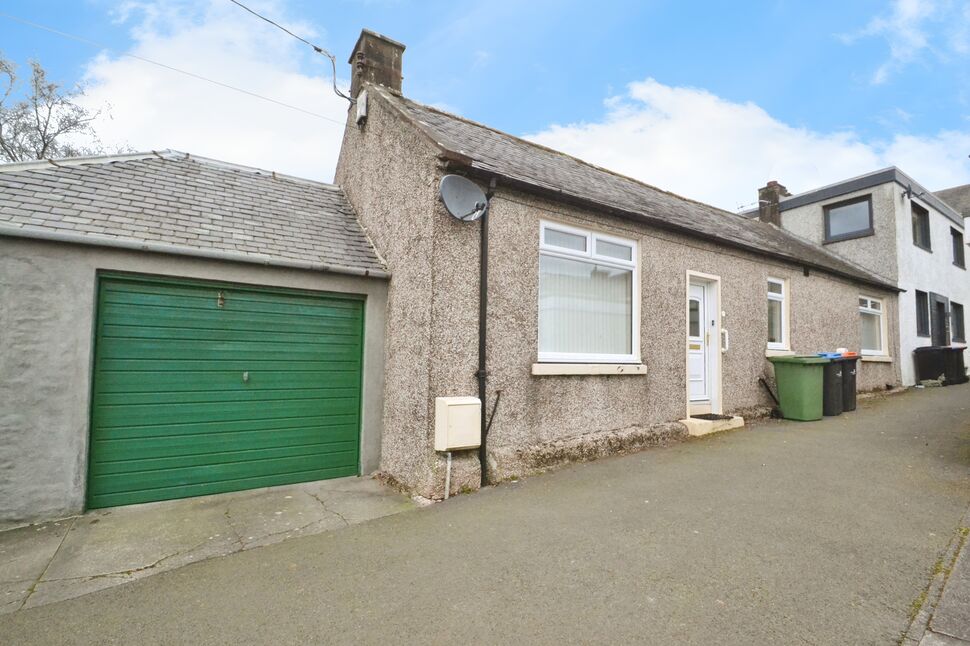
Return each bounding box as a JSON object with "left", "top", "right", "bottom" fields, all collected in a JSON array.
[
  {"left": 816, "top": 352, "right": 843, "bottom": 358},
  {"left": 768, "top": 355, "right": 830, "bottom": 364}
]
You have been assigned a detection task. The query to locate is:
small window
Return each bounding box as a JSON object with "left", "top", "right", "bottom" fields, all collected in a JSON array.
[
  {"left": 538, "top": 222, "right": 638, "bottom": 363},
  {"left": 688, "top": 298, "right": 701, "bottom": 338},
  {"left": 912, "top": 203, "right": 931, "bottom": 251},
  {"left": 767, "top": 278, "right": 787, "bottom": 350},
  {"left": 953, "top": 303, "right": 966, "bottom": 343},
  {"left": 824, "top": 196, "right": 873, "bottom": 243},
  {"left": 952, "top": 228, "right": 966, "bottom": 269},
  {"left": 915, "top": 290, "right": 930, "bottom": 337},
  {"left": 859, "top": 296, "right": 885, "bottom": 355}
]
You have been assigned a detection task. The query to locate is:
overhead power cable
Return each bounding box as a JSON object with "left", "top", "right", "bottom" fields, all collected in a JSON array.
[
  {"left": 0, "top": 11, "right": 346, "bottom": 124},
  {"left": 226, "top": 0, "right": 353, "bottom": 103}
]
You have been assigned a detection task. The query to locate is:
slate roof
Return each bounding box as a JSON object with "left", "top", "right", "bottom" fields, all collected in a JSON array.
[
  {"left": 377, "top": 89, "right": 898, "bottom": 291},
  {"left": 935, "top": 183, "right": 970, "bottom": 219},
  {"left": 0, "top": 150, "right": 386, "bottom": 277}
]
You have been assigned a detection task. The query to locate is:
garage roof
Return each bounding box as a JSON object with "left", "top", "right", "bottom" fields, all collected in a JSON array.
[
  {"left": 376, "top": 88, "right": 898, "bottom": 292},
  {"left": 0, "top": 150, "right": 387, "bottom": 278}
]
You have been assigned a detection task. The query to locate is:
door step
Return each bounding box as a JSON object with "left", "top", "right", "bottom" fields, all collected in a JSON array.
[{"left": 679, "top": 415, "right": 745, "bottom": 437}]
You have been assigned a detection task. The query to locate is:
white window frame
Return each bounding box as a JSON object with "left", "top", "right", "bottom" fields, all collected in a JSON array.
[
  {"left": 859, "top": 295, "right": 887, "bottom": 356},
  {"left": 766, "top": 277, "right": 789, "bottom": 351},
  {"left": 538, "top": 220, "right": 639, "bottom": 364}
]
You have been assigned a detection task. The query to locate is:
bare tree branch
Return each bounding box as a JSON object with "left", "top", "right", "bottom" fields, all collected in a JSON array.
[{"left": 0, "top": 53, "right": 113, "bottom": 162}]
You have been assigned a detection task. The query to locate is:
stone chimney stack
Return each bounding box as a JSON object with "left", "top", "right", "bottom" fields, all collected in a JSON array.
[
  {"left": 757, "top": 181, "right": 791, "bottom": 226},
  {"left": 348, "top": 29, "right": 406, "bottom": 98}
]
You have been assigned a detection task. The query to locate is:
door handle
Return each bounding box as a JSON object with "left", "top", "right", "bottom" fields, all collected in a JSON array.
[{"left": 242, "top": 371, "right": 250, "bottom": 383}]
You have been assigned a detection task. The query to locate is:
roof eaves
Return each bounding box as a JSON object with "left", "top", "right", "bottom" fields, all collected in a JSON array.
[
  {"left": 454, "top": 163, "right": 899, "bottom": 293},
  {"left": 778, "top": 166, "right": 963, "bottom": 225},
  {"left": 0, "top": 224, "right": 390, "bottom": 279}
]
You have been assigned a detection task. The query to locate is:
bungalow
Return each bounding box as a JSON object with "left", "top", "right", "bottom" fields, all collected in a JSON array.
[
  {"left": 0, "top": 29, "right": 902, "bottom": 523},
  {"left": 333, "top": 31, "right": 901, "bottom": 497}
]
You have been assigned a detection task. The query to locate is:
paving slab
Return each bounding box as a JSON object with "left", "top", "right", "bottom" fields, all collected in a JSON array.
[
  {"left": 920, "top": 631, "right": 968, "bottom": 645},
  {"left": 0, "top": 476, "right": 415, "bottom": 614},
  {"left": 0, "top": 521, "right": 71, "bottom": 613},
  {"left": 930, "top": 529, "right": 970, "bottom": 642}
]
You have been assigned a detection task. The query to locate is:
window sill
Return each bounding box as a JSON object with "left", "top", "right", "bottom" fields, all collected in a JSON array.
[
  {"left": 823, "top": 229, "right": 874, "bottom": 245},
  {"left": 861, "top": 355, "right": 893, "bottom": 363},
  {"left": 531, "top": 363, "right": 647, "bottom": 376},
  {"left": 765, "top": 348, "right": 795, "bottom": 357},
  {"left": 914, "top": 243, "right": 933, "bottom": 254}
]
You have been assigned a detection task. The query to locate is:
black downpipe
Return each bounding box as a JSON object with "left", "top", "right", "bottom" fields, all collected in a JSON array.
[{"left": 477, "top": 182, "right": 495, "bottom": 487}]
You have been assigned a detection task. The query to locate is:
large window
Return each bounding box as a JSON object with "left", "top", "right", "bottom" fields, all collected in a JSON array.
[
  {"left": 952, "top": 228, "right": 966, "bottom": 269},
  {"left": 953, "top": 302, "right": 966, "bottom": 343},
  {"left": 538, "top": 221, "right": 638, "bottom": 363},
  {"left": 859, "top": 296, "right": 885, "bottom": 355},
  {"left": 912, "top": 202, "right": 932, "bottom": 251},
  {"left": 824, "top": 195, "right": 873, "bottom": 243},
  {"left": 916, "top": 290, "right": 930, "bottom": 337},
  {"left": 767, "top": 278, "right": 788, "bottom": 350}
]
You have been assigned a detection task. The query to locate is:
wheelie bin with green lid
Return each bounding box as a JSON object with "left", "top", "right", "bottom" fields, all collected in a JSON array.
[{"left": 768, "top": 355, "right": 828, "bottom": 421}]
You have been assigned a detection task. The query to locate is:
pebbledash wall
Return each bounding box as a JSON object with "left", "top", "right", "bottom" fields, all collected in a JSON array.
[
  {"left": 780, "top": 180, "right": 968, "bottom": 386},
  {"left": 0, "top": 237, "right": 388, "bottom": 522},
  {"left": 336, "top": 89, "right": 901, "bottom": 499}
]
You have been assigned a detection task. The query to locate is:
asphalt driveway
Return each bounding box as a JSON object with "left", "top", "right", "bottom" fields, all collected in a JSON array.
[{"left": 2, "top": 385, "right": 969, "bottom": 645}]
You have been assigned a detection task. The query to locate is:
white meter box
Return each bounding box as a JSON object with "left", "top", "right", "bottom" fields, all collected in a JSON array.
[{"left": 434, "top": 396, "right": 481, "bottom": 451}]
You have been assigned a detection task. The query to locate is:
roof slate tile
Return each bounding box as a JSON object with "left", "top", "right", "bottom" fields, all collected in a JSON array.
[
  {"left": 379, "top": 90, "right": 895, "bottom": 290},
  {"left": 0, "top": 151, "right": 385, "bottom": 275}
]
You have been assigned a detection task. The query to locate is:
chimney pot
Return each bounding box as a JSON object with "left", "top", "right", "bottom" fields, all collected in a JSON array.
[{"left": 348, "top": 29, "right": 406, "bottom": 98}]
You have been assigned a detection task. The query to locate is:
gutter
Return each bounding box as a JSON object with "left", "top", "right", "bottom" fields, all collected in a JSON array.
[
  {"left": 448, "top": 164, "right": 901, "bottom": 294},
  {"left": 0, "top": 225, "right": 390, "bottom": 280}
]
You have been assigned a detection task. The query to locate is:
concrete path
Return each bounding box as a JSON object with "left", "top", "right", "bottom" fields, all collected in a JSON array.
[
  {"left": 0, "top": 476, "right": 415, "bottom": 614},
  {"left": 1, "top": 385, "right": 968, "bottom": 645}
]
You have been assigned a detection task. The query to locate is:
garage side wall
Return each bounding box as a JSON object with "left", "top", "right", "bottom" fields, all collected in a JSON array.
[{"left": 0, "top": 237, "right": 387, "bottom": 523}]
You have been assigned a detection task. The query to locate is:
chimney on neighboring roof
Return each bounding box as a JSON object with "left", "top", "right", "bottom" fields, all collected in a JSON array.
[
  {"left": 757, "top": 180, "right": 790, "bottom": 226},
  {"left": 349, "top": 29, "right": 406, "bottom": 99}
]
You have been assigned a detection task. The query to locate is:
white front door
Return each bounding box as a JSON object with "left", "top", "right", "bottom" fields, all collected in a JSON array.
[{"left": 688, "top": 283, "right": 709, "bottom": 402}]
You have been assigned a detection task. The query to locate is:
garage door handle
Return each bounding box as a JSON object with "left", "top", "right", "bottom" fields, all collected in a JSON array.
[{"left": 243, "top": 371, "right": 249, "bottom": 383}]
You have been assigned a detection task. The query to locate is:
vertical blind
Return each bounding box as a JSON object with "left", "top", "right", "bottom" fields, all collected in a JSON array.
[{"left": 539, "top": 255, "right": 633, "bottom": 356}]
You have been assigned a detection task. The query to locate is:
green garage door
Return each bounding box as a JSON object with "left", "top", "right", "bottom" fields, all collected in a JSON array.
[{"left": 87, "top": 274, "right": 364, "bottom": 509}]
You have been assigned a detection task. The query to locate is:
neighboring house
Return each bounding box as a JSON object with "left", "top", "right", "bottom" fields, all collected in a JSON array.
[
  {"left": 751, "top": 169, "right": 969, "bottom": 387},
  {"left": 936, "top": 183, "right": 970, "bottom": 219},
  {"left": 0, "top": 152, "right": 389, "bottom": 522},
  {"left": 335, "top": 31, "right": 901, "bottom": 498}
]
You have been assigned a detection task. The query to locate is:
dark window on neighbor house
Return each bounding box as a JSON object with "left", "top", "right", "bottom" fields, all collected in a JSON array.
[
  {"left": 912, "top": 202, "right": 932, "bottom": 251},
  {"left": 953, "top": 302, "right": 966, "bottom": 343},
  {"left": 952, "top": 228, "right": 966, "bottom": 268},
  {"left": 824, "top": 195, "right": 873, "bottom": 243},
  {"left": 916, "top": 290, "right": 930, "bottom": 337}
]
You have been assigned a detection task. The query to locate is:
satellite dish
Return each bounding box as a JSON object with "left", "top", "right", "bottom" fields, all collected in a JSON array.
[{"left": 440, "top": 175, "right": 488, "bottom": 222}]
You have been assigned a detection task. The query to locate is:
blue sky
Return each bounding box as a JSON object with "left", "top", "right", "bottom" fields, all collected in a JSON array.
[{"left": 1, "top": 0, "right": 969, "bottom": 209}]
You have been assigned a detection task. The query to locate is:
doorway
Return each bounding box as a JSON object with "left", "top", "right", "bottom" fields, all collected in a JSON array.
[
  {"left": 687, "top": 273, "right": 721, "bottom": 416},
  {"left": 930, "top": 292, "right": 950, "bottom": 346}
]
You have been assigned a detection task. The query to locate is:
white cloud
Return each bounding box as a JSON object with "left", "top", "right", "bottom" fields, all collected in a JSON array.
[
  {"left": 79, "top": 0, "right": 349, "bottom": 182},
  {"left": 526, "top": 78, "right": 970, "bottom": 211},
  {"left": 841, "top": 0, "right": 970, "bottom": 84}
]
